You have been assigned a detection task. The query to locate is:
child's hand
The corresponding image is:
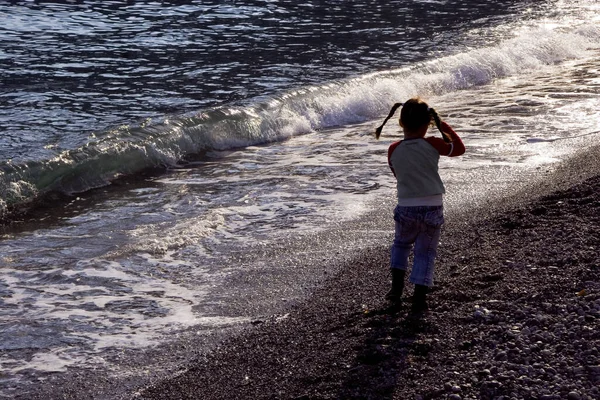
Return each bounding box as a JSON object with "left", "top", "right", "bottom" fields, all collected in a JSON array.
[
  {"left": 440, "top": 121, "right": 453, "bottom": 143},
  {"left": 440, "top": 121, "right": 453, "bottom": 133},
  {"left": 440, "top": 121, "right": 454, "bottom": 143}
]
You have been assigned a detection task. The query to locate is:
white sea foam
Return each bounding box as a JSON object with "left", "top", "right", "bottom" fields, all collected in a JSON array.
[
  {"left": 118, "top": 208, "right": 226, "bottom": 256},
  {"left": 0, "top": 255, "right": 216, "bottom": 376}
]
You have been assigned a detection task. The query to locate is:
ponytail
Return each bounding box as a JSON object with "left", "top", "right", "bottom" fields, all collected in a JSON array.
[{"left": 374, "top": 102, "right": 403, "bottom": 139}]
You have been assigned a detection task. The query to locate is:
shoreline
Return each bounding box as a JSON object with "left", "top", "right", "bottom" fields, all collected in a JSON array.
[
  {"left": 17, "top": 146, "right": 600, "bottom": 400},
  {"left": 133, "top": 148, "right": 599, "bottom": 399}
]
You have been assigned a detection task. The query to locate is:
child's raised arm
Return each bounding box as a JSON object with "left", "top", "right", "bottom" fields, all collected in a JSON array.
[{"left": 427, "top": 121, "right": 465, "bottom": 157}]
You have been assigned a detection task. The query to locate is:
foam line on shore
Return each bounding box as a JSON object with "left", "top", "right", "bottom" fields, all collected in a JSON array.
[{"left": 20, "top": 143, "right": 600, "bottom": 400}]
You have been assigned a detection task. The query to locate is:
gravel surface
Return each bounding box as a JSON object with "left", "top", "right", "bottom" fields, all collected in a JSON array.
[
  {"left": 134, "top": 150, "right": 599, "bottom": 400},
  {"left": 17, "top": 147, "right": 599, "bottom": 400}
]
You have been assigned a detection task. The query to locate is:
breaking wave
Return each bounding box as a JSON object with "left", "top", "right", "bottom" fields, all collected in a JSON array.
[{"left": 1, "top": 22, "right": 598, "bottom": 217}]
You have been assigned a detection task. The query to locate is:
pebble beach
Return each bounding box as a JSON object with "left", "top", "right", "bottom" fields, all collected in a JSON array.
[{"left": 129, "top": 148, "right": 597, "bottom": 399}]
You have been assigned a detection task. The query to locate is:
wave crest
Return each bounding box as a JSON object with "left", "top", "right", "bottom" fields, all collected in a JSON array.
[{"left": 2, "top": 22, "right": 598, "bottom": 217}]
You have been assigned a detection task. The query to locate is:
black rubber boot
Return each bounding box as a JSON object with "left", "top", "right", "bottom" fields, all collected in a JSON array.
[
  {"left": 385, "top": 268, "right": 405, "bottom": 302},
  {"left": 411, "top": 284, "right": 429, "bottom": 313}
]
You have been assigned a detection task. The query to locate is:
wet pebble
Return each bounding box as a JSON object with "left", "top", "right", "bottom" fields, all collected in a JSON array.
[{"left": 567, "top": 391, "right": 581, "bottom": 400}]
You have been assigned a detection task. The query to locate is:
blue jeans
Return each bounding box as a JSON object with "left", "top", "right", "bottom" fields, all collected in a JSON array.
[{"left": 390, "top": 205, "right": 444, "bottom": 287}]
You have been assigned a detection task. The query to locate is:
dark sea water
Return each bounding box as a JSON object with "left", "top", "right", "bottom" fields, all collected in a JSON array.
[
  {"left": 0, "top": 0, "right": 560, "bottom": 197},
  {"left": 1, "top": 0, "right": 599, "bottom": 397},
  {"left": 1, "top": 0, "right": 539, "bottom": 162}
]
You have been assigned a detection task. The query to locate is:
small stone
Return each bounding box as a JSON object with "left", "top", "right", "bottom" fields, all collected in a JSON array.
[
  {"left": 541, "top": 349, "right": 552, "bottom": 357},
  {"left": 589, "top": 365, "right": 600, "bottom": 375},
  {"left": 484, "top": 380, "right": 501, "bottom": 389},
  {"left": 567, "top": 391, "right": 581, "bottom": 400},
  {"left": 448, "top": 395, "right": 461, "bottom": 400}
]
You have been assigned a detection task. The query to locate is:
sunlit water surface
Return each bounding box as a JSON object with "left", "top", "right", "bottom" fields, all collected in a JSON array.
[{"left": 0, "top": 0, "right": 599, "bottom": 397}]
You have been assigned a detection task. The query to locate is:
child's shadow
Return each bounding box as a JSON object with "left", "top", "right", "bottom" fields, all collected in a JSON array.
[{"left": 336, "top": 303, "right": 435, "bottom": 399}]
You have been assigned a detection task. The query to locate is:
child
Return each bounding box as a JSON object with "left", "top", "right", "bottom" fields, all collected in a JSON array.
[{"left": 375, "top": 98, "right": 465, "bottom": 312}]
